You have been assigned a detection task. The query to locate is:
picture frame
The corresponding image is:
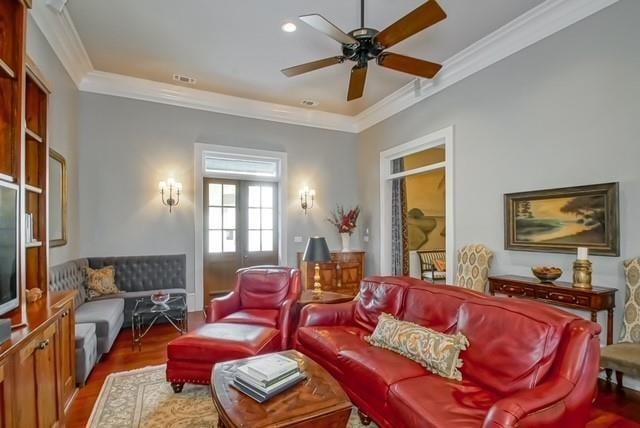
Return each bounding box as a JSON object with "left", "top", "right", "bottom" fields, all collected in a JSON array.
[
  {"left": 504, "top": 182, "right": 619, "bottom": 256},
  {"left": 49, "top": 149, "right": 68, "bottom": 247}
]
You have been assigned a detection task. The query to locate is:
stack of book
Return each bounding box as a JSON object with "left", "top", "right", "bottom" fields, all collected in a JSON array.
[{"left": 232, "top": 354, "right": 305, "bottom": 403}]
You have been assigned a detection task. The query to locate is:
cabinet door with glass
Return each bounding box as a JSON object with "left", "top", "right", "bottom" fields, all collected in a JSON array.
[{"left": 204, "top": 179, "right": 278, "bottom": 299}]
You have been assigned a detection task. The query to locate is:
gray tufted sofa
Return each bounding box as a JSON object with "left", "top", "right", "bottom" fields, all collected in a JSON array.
[{"left": 49, "top": 254, "right": 187, "bottom": 385}]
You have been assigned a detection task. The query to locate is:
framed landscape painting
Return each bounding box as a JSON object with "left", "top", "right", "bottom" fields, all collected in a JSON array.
[{"left": 504, "top": 183, "right": 619, "bottom": 256}]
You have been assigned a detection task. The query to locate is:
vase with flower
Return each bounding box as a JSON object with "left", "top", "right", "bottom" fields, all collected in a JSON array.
[{"left": 328, "top": 205, "right": 360, "bottom": 252}]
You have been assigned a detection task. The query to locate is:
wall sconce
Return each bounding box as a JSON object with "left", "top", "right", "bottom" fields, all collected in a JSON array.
[
  {"left": 299, "top": 186, "right": 315, "bottom": 215},
  {"left": 159, "top": 178, "right": 182, "bottom": 213}
]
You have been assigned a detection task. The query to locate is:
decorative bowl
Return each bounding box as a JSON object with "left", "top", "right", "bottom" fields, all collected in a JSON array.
[
  {"left": 532, "top": 266, "right": 563, "bottom": 283},
  {"left": 151, "top": 292, "right": 170, "bottom": 305}
]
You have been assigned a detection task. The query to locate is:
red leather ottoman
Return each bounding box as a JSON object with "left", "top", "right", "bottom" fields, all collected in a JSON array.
[{"left": 166, "top": 323, "right": 281, "bottom": 392}]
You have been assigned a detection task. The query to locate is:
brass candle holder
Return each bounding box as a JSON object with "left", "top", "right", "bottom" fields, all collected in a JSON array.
[{"left": 572, "top": 259, "right": 593, "bottom": 289}]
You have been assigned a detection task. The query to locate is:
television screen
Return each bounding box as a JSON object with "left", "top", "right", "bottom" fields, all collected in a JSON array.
[{"left": 0, "top": 181, "right": 18, "bottom": 316}]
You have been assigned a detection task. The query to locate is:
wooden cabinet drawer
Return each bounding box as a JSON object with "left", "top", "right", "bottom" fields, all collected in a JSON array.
[{"left": 493, "top": 282, "right": 531, "bottom": 297}]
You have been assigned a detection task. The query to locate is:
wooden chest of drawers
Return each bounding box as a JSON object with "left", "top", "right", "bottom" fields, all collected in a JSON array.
[{"left": 297, "top": 251, "right": 365, "bottom": 297}]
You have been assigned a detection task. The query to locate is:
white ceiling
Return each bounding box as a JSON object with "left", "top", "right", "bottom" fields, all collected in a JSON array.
[{"left": 67, "top": 0, "right": 544, "bottom": 116}]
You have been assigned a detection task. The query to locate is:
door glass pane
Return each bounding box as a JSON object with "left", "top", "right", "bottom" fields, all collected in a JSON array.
[
  {"left": 208, "top": 183, "right": 222, "bottom": 206},
  {"left": 208, "top": 230, "right": 222, "bottom": 253},
  {"left": 248, "top": 230, "right": 261, "bottom": 252},
  {"left": 261, "top": 230, "right": 273, "bottom": 252},
  {"left": 223, "top": 230, "right": 236, "bottom": 252},
  {"left": 222, "top": 184, "right": 236, "bottom": 206},
  {"left": 222, "top": 207, "right": 236, "bottom": 229},
  {"left": 248, "top": 208, "right": 260, "bottom": 229},
  {"left": 248, "top": 186, "right": 261, "bottom": 208},
  {"left": 261, "top": 186, "right": 273, "bottom": 208},
  {"left": 261, "top": 208, "right": 273, "bottom": 230},
  {"left": 208, "top": 207, "right": 222, "bottom": 229}
]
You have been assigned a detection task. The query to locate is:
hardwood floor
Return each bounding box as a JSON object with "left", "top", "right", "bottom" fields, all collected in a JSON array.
[{"left": 67, "top": 312, "right": 640, "bottom": 427}]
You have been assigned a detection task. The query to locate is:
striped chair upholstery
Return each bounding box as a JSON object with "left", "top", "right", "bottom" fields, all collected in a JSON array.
[{"left": 456, "top": 244, "right": 493, "bottom": 293}]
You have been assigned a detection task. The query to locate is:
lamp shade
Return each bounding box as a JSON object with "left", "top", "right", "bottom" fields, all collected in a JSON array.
[{"left": 302, "top": 237, "right": 331, "bottom": 263}]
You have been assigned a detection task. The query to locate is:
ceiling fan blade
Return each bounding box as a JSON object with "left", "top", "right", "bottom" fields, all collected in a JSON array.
[
  {"left": 299, "top": 14, "right": 359, "bottom": 46},
  {"left": 347, "top": 64, "right": 367, "bottom": 101},
  {"left": 375, "top": 0, "right": 447, "bottom": 49},
  {"left": 377, "top": 52, "right": 442, "bottom": 79},
  {"left": 281, "top": 56, "right": 344, "bottom": 77}
]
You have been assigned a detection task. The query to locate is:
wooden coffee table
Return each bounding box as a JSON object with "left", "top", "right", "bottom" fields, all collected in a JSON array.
[{"left": 211, "top": 350, "right": 352, "bottom": 428}]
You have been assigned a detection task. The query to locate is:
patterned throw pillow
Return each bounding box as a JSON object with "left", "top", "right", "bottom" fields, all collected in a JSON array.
[
  {"left": 86, "top": 266, "right": 119, "bottom": 299},
  {"left": 366, "top": 313, "right": 469, "bottom": 381},
  {"left": 434, "top": 258, "right": 446, "bottom": 272},
  {"left": 620, "top": 258, "right": 640, "bottom": 343}
]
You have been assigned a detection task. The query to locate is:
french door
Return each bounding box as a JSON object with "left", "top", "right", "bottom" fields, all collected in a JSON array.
[{"left": 203, "top": 178, "right": 278, "bottom": 298}]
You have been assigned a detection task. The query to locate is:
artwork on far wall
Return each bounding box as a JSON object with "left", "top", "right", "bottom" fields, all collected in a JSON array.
[{"left": 504, "top": 182, "right": 619, "bottom": 256}]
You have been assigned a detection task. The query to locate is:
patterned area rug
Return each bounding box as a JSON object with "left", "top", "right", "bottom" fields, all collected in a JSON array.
[{"left": 88, "top": 365, "right": 377, "bottom": 428}]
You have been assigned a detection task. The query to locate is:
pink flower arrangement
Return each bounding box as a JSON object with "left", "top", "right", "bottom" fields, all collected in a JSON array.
[{"left": 328, "top": 205, "right": 360, "bottom": 235}]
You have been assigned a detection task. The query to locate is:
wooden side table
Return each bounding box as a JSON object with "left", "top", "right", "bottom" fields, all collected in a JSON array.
[
  {"left": 488, "top": 275, "right": 617, "bottom": 345},
  {"left": 298, "top": 290, "right": 354, "bottom": 306}
]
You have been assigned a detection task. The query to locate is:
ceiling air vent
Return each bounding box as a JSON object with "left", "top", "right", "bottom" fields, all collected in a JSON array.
[
  {"left": 300, "top": 99, "right": 319, "bottom": 108},
  {"left": 172, "top": 74, "right": 197, "bottom": 85}
]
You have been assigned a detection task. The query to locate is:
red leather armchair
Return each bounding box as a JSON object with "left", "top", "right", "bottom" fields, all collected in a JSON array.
[
  {"left": 206, "top": 266, "right": 301, "bottom": 350},
  {"left": 166, "top": 266, "right": 301, "bottom": 390},
  {"left": 295, "top": 276, "right": 601, "bottom": 428}
]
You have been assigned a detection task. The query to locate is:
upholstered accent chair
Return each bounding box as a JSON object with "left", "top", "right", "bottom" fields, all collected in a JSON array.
[
  {"left": 166, "top": 266, "right": 301, "bottom": 391},
  {"left": 455, "top": 244, "right": 494, "bottom": 293},
  {"left": 600, "top": 257, "right": 640, "bottom": 389}
]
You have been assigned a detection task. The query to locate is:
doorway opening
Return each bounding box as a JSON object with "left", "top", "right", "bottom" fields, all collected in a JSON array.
[
  {"left": 379, "top": 126, "right": 454, "bottom": 283},
  {"left": 194, "top": 144, "right": 287, "bottom": 309}
]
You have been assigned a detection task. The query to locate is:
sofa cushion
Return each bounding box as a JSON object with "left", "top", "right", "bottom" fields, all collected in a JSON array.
[
  {"left": 296, "top": 326, "right": 369, "bottom": 362},
  {"left": 167, "top": 323, "right": 280, "bottom": 363},
  {"left": 337, "top": 345, "right": 427, "bottom": 412},
  {"left": 75, "top": 323, "right": 96, "bottom": 349},
  {"left": 75, "top": 298, "right": 125, "bottom": 339},
  {"left": 237, "top": 268, "right": 291, "bottom": 310},
  {"left": 456, "top": 299, "right": 575, "bottom": 395},
  {"left": 86, "top": 266, "right": 119, "bottom": 298},
  {"left": 219, "top": 309, "right": 279, "bottom": 328},
  {"left": 354, "top": 276, "right": 410, "bottom": 332},
  {"left": 389, "top": 375, "right": 498, "bottom": 428},
  {"left": 401, "top": 285, "right": 472, "bottom": 333},
  {"left": 366, "top": 313, "right": 469, "bottom": 381},
  {"left": 88, "top": 255, "right": 186, "bottom": 293}
]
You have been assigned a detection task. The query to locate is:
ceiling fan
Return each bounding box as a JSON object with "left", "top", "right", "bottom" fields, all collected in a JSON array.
[{"left": 281, "top": 0, "right": 447, "bottom": 102}]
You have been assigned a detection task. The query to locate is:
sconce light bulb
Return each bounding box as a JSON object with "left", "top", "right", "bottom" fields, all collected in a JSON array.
[
  {"left": 159, "top": 181, "right": 166, "bottom": 191},
  {"left": 176, "top": 183, "right": 183, "bottom": 193},
  {"left": 167, "top": 177, "right": 176, "bottom": 186}
]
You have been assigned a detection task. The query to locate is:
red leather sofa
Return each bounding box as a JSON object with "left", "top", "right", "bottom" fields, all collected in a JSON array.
[
  {"left": 295, "top": 276, "right": 601, "bottom": 428},
  {"left": 166, "top": 266, "right": 301, "bottom": 391}
]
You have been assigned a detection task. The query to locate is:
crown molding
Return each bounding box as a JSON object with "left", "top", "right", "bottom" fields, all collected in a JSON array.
[
  {"left": 30, "top": 0, "right": 618, "bottom": 133},
  {"left": 352, "top": 0, "right": 620, "bottom": 132},
  {"left": 29, "top": 0, "right": 92, "bottom": 86},
  {"left": 79, "top": 71, "right": 358, "bottom": 133}
]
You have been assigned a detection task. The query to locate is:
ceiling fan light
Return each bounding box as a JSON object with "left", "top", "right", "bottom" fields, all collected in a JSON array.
[{"left": 281, "top": 22, "right": 297, "bottom": 33}]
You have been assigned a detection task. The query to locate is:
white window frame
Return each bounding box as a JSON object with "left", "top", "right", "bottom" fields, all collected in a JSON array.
[
  {"left": 379, "top": 126, "right": 454, "bottom": 283},
  {"left": 194, "top": 143, "right": 288, "bottom": 309}
]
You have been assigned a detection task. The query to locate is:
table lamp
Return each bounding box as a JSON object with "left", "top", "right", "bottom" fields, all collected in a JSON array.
[{"left": 302, "top": 237, "right": 331, "bottom": 294}]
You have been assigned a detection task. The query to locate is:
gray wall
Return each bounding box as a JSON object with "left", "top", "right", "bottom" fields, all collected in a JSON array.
[
  {"left": 77, "top": 93, "right": 359, "bottom": 297},
  {"left": 26, "top": 16, "right": 80, "bottom": 265},
  {"left": 358, "top": 0, "right": 639, "bottom": 344}
]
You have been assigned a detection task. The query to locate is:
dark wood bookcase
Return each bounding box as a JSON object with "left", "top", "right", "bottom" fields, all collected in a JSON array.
[{"left": 0, "top": 0, "right": 50, "bottom": 326}]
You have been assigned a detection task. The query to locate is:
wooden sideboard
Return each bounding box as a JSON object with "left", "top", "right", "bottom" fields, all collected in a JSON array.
[
  {"left": 0, "top": 290, "right": 76, "bottom": 428},
  {"left": 297, "top": 251, "right": 365, "bottom": 297},
  {"left": 489, "top": 275, "right": 617, "bottom": 345}
]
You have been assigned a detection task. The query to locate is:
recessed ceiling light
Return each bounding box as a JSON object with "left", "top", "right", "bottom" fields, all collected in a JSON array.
[
  {"left": 281, "top": 22, "right": 297, "bottom": 33},
  {"left": 300, "top": 99, "right": 319, "bottom": 108}
]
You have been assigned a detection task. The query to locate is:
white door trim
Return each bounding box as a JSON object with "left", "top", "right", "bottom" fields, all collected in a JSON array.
[
  {"left": 193, "top": 143, "right": 288, "bottom": 310},
  {"left": 379, "top": 126, "right": 454, "bottom": 283}
]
